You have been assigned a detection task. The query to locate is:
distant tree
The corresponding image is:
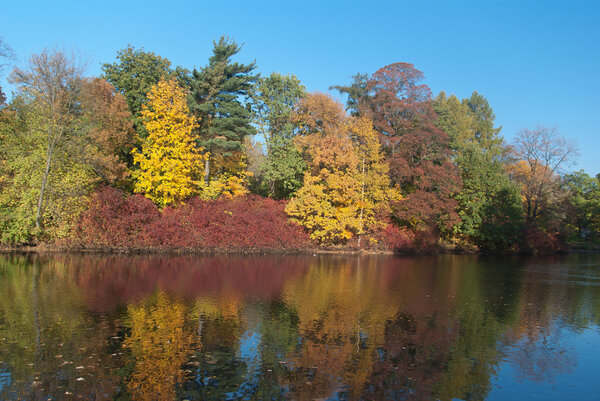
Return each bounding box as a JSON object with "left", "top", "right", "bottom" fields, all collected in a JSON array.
[
  {"left": 0, "top": 37, "right": 15, "bottom": 102},
  {"left": 102, "top": 46, "right": 172, "bottom": 136},
  {"left": 510, "top": 126, "right": 578, "bottom": 224},
  {"left": 189, "top": 36, "right": 257, "bottom": 182},
  {"left": 330, "top": 73, "right": 369, "bottom": 116},
  {"left": 132, "top": 78, "right": 204, "bottom": 207}
]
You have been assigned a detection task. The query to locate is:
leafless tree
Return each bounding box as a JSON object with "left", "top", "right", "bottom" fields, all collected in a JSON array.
[
  {"left": 511, "top": 126, "right": 578, "bottom": 223},
  {"left": 9, "top": 48, "right": 87, "bottom": 229}
]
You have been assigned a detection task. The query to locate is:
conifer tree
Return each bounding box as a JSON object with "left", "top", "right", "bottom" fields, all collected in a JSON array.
[{"left": 189, "top": 36, "right": 257, "bottom": 182}]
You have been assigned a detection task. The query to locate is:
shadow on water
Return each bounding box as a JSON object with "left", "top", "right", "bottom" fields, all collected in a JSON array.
[{"left": 0, "top": 253, "right": 599, "bottom": 400}]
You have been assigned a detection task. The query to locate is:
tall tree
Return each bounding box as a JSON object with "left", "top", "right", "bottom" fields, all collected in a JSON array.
[
  {"left": 9, "top": 48, "right": 87, "bottom": 229},
  {"left": 132, "top": 78, "right": 204, "bottom": 207},
  {"left": 335, "top": 63, "right": 462, "bottom": 237},
  {"left": 189, "top": 36, "right": 257, "bottom": 182},
  {"left": 433, "top": 91, "right": 521, "bottom": 249},
  {"left": 330, "top": 73, "right": 369, "bottom": 116},
  {"left": 286, "top": 94, "right": 393, "bottom": 244},
  {"left": 251, "top": 72, "right": 306, "bottom": 198},
  {"left": 251, "top": 72, "right": 305, "bottom": 143},
  {"left": 101, "top": 46, "right": 172, "bottom": 136},
  {"left": 286, "top": 94, "right": 361, "bottom": 244}
]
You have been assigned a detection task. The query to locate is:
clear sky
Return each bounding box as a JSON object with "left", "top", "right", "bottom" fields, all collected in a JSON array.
[{"left": 1, "top": 0, "right": 599, "bottom": 174}]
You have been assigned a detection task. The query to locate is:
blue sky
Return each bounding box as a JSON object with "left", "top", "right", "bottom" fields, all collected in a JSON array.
[{"left": 1, "top": 0, "right": 599, "bottom": 174}]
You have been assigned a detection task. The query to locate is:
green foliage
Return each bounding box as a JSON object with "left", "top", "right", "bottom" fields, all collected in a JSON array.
[
  {"left": 563, "top": 170, "right": 600, "bottom": 241},
  {"left": 189, "top": 36, "right": 257, "bottom": 179},
  {"left": 102, "top": 45, "right": 172, "bottom": 136},
  {"left": 261, "top": 135, "right": 305, "bottom": 199},
  {"left": 252, "top": 72, "right": 305, "bottom": 141},
  {"left": 330, "top": 73, "right": 369, "bottom": 116},
  {"left": 0, "top": 98, "right": 96, "bottom": 243},
  {"left": 462, "top": 91, "right": 504, "bottom": 153},
  {"left": 453, "top": 143, "right": 523, "bottom": 251},
  {"left": 250, "top": 72, "right": 306, "bottom": 198}
]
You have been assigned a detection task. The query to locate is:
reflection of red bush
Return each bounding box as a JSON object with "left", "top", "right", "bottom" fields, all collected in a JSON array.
[{"left": 74, "top": 187, "right": 311, "bottom": 251}]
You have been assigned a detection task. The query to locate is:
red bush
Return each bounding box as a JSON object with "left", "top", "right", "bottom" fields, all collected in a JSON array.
[
  {"left": 522, "top": 224, "right": 566, "bottom": 254},
  {"left": 75, "top": 187, "right": 159, "bottom": 248},
  {"left": 374, "top": 224, "right": 416, "bottom": 252},
  {"left": 75, "top": 190, "right": 311, "bottom": 251}
]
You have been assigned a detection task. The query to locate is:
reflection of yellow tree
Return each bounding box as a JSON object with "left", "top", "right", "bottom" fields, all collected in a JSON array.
[
  {"left": 124, "top": 292, "right": 195, "bottom": 401},
  {"left": 282, "top": 258, "right": 399, "bottom": 400}
]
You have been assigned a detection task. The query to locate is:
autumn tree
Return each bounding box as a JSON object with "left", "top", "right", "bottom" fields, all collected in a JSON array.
[
  {"left": 132, "top": 78, "right": 204, "bottom": 207},
  {"left": 189, "top": 36, "right": 257, "bottom": 183},
  {"left": 286, "top": 94, "right": 392, "bottom": 244},
  {"left": 335, "top": 63, "right": 462, "bottom": 238},
  {"left": 9, "top": 48, "right": 87, "bottom": 230},
  {"left": 510, "top": 126, "right": 578, "bottom": 224},
  {"left": 78, "top": 78, "right": 134, "bottom": 185},
  {"left": 286, "top": 93, "right": 361, "bottom": 243}
]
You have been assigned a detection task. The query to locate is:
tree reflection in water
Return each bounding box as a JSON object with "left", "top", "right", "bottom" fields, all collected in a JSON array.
[{"left": 0, "top": 253, "right": 598, "bottom": 400}]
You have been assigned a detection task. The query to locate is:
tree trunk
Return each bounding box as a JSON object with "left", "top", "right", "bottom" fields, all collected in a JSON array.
[
  {"left": 358, "top": 157, "right": 366, "bottom": 248},
  {"left": 204, "top": 156, "right": 210, "bottom": 183}
]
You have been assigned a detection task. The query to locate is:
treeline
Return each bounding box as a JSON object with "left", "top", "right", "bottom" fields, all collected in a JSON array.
[{"left": 0, "top": 36, "right": 598, "bottom": 252}]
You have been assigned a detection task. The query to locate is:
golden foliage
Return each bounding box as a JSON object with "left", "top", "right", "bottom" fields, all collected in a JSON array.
[
  {"left": 124, "top": 292, "right": 195, "bottom": 401},
  {"left": 286, "top": 94, "right": 395, "bottom": 244},
  {"left": 132, "top": 78, "right": 205, "bottom": 207}
]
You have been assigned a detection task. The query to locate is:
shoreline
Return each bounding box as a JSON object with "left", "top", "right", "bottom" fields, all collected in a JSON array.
[{"left": 2, "top": 243, "right": 593, "bottom": 256}]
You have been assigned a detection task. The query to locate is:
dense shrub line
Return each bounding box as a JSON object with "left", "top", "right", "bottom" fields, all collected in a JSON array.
[{"left": 74, "top": 187, "right": 312, "bottom": 251}]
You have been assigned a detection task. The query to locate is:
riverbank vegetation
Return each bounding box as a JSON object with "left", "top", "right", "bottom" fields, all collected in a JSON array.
[{"left": 1, "top": 37, "right": 598, "bottom": 253}]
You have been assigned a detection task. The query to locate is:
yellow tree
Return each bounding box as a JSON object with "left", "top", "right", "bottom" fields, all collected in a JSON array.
[
  {"left": 347, "top": 116, "right": 398, "bottom": 245},
  {"left": 132, "top": 78, "right": 204, "bottom": 207},
  {"left": 286, "top": 93, "right": 362, "bottom": 244}
]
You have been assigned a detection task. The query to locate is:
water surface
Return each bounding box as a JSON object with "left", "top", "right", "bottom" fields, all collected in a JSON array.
[{"left": 0, "top": 253, "right": 599, "bottom": 400}]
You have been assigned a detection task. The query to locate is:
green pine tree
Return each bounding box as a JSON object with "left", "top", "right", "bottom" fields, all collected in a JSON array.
[{"left": 189, "top": 36, "right": 258, "bottom": 181}]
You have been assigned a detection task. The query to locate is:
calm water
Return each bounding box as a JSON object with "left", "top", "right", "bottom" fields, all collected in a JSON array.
[{"left": 0, "top": 253, "right": 599, "bottom": 401}]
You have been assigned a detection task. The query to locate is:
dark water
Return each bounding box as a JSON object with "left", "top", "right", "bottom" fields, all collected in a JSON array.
[{"left": 0, "top": 253, "right": 599, "bottom": 400}]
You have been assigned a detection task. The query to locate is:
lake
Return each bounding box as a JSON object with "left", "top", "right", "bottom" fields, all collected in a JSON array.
[{"left": 0, "top": 253, "right": 599, "bottom": 400}]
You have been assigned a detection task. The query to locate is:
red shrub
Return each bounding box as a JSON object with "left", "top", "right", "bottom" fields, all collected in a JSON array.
[
  {"left": 75, "top": 190, "right": 311, "bottom": 251},
  {"left": 522, "top": 224, "right": 566, "bottom": 254},
  {"left": 375, "top": 224, "right": 416, "bottom": 252},
  {"left": 75, "top": 187, "right": 159, "bottom": 248}
]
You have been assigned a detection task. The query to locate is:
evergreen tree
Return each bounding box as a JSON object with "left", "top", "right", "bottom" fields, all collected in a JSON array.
[{"left": 189, "top": 36, "right": 258, "bottom": 182}]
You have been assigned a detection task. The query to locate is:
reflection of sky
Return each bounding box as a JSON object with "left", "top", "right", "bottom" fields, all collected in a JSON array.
[
  {"left": 0, "top": 367, "right": 11, "bottom": 393},
  {"left": 226, "top": 325, "right": 263, "bottom": 399},
  {"left": 488, "top": 325, "right": 600, "bottom": 400}
]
